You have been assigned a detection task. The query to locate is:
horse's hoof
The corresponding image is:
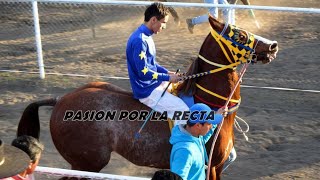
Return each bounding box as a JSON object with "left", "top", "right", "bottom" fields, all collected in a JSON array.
[
  {"left": 186, "top": 19, "right": 194, "bottom": 34},
  {"left": 174, "top": 18, "right": 180, "bottom": 27}
]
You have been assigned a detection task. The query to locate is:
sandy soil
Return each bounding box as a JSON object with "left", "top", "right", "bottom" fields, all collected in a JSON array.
[{"left": 0, "top": 0, "right": 319, "bottom": 179}]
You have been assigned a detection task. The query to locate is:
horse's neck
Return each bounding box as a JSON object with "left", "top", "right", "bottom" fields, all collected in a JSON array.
[
  {"left": 194, "top": 62, "right": 240, "bottom": 107},
  {"left": 197, "top": 60, "right": 239, "bottom": 91}
]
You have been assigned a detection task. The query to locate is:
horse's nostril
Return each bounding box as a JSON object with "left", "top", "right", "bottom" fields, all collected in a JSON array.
[{"left": 270, "top": 42, "right": 278, "bottom": 51}]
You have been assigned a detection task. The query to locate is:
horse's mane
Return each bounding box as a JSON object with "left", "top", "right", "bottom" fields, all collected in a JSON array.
[{"left": 176, "top": 58, "right": 199, "bottom": 96}]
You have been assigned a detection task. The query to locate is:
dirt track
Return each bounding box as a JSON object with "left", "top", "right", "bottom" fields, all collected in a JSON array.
[{"left": 0, "top": 0, "right": 319, "bottom": 179}]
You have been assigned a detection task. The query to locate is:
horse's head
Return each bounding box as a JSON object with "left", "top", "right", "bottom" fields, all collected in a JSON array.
[
  {"left": 177, "top": 16, "right": 279, "bottom": 95},
  {"left": 207, "top": 15, "right": 278, "bottom": 64}
]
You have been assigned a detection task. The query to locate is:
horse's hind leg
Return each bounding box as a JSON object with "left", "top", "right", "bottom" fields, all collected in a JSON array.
[
  {"left": 71, "top": 150, "right": 111, "bottom": 172},
  {"left": 58, "top": 152, "right": 111, "bottom": 180}
]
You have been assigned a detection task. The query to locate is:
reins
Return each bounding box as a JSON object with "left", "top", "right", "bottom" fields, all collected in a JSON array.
[
  {"left": 180, "top": 61, "right": 241, "bottom": 81},
  {"left": 176, "top": 22, "right": 257, "bottom": 179}
]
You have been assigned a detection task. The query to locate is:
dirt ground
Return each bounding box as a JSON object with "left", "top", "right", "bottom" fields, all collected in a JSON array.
[{"left": 0, "top": 0, "right": 319, "bottom": 179}]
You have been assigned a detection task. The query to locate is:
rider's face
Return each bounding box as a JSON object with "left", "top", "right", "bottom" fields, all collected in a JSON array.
[{"left": 151, "top": 15, "right": 169, "bottom": 34}]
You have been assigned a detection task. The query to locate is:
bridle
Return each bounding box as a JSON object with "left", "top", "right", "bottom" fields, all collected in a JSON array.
[
  {"left": 181, "top": 23, "right": 261, "bottom": 80},
  {"left": 207, "top": 23, "right": 260, "bottom": 66},
  {"left": 180, "top": 23, "right": 260, "bottom": 112}
]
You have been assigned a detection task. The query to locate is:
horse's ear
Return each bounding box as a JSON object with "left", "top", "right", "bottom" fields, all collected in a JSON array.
[{"left": 208, "top": 15, "right": 225, "bottom": 32}]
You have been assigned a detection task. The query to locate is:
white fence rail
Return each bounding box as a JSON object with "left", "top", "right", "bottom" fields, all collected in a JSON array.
[
  {"left": 1, "top": 69, "right": 319, "bottom": 93},
  {"left": 35, "top": 166, "right": 150, "bottom": 180},
  {"left": 11, "top": 0, "right": 320, "bottom": 13},
  {"left": 0, "top": 0, "right": 319, "bottom": 79}
]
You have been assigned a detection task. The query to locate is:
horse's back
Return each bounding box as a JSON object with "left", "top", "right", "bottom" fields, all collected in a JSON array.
[
  {"left": 50, "top": 81, "right": 147, "bottom": 127},
  {"left": 51, "top": 82, "right": 139, "bottom": 121},
  {"left": 72, "top": 81, "right": 133, "bottom": 97}
]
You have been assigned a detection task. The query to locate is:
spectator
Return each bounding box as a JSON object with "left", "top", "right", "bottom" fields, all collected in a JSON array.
[
  {"left": 0, "top": 139, "right": 30, "bottom": 179},
  {"left": 1, "top": 135, "right": 44, "bottom": 180},
  {"left": 152, "top": 169, "right": 183, "bottom": 180}
]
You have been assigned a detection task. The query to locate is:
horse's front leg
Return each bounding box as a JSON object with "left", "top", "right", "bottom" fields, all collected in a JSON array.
[
  {"left": 209, "top": 166, "right": 217, "bottom": 180},
  {"left": 215, "top": 165, "right": 224, "bottom": 180},
  {"left": 168, "top": 6, "right": 180, "bottom": 25}
]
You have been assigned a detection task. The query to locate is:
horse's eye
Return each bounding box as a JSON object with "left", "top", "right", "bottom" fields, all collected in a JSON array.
[{"left": 238, "top": 34, "right": 247, "bottom": 44}]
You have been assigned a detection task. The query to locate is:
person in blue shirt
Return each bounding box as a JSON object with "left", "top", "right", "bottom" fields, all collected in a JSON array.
[
  {"left": 0, "top": 135, "right": 44, "bottom": 180},
  {"left": 126, "top": 2, "right": 189, "bottom": 125},
  {"left": 170, "top": 103, "right": 227, "bottom": 180}
]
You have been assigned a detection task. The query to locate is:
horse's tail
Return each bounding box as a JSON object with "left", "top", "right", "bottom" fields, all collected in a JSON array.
[{"left": 17, "top": 97, "right": 58, "bottom": 139}]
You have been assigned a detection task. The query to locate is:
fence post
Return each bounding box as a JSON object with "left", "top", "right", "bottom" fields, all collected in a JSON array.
[{"left": 32, "top": 0, "right": 45, "bottom": 79}]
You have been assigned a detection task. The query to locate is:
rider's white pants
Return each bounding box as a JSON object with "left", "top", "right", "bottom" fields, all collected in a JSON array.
[{"left": 139, "top": 82, "right": 189, "bottom": 126}]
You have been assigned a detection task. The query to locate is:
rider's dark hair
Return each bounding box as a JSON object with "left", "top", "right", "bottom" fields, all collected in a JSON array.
[{"left": 144, "top": 2, "right": 169, "bottom": 22}]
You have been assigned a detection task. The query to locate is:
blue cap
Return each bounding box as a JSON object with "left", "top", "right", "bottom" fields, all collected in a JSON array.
[{"left": 188, "top": 103, "right": 223, "bottom": 125}]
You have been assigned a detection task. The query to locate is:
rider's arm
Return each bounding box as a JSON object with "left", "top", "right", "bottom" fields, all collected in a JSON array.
[
  {"left": 156, "top": 63, "right": 169, "bottom": 73},
  {"left": 131, "top": 39, "right": 170, "bottom": 81}
]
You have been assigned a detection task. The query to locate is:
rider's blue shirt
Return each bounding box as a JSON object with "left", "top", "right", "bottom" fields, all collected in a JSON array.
[{"left": 126, "top": 24, "right": 170, "bottom": 99}]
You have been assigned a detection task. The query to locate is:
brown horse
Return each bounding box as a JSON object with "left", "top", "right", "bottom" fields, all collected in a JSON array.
[{"left": 17, "top": 16, "right": 278, "bottom": 180}]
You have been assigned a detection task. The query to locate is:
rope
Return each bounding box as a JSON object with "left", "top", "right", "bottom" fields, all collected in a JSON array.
[{"left": 234, "top": 115, "right": 249, "bottom": 141}]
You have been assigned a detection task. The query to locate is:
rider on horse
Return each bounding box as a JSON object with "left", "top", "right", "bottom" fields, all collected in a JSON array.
[{"left": 126, "top": 2, "right": 189, "bottom": 125}]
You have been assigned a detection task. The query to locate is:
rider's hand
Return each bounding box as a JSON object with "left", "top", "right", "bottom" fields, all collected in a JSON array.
[
  {"left": 217, "top": 106, "right": 228, "bottom": 117},
  {"left": 169, "top": 74, "right": 182, "bottom": 83},
  {"left": 168, "top": 71, "right": 182, "bottom": 77},
  {"left": 168, "top": 71, "right": 176, "bottom": 75}
]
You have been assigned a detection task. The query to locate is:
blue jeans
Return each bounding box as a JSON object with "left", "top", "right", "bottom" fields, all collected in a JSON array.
[{"left": 191, "top": 0, "right": 235, "bottom": 25}]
